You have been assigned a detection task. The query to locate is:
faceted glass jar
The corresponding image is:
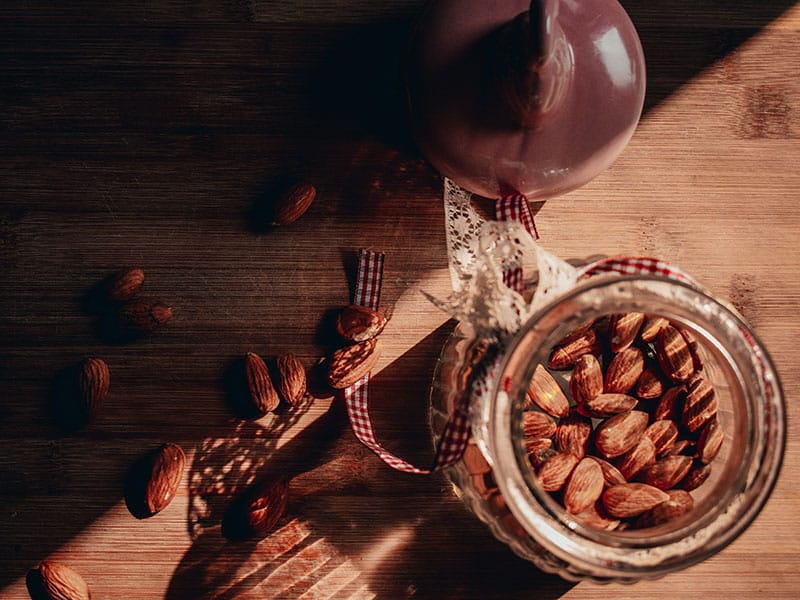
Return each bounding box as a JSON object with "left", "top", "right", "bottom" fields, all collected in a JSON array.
[{"left": 430, "top": 275, "right": 785, "bottom": 582}]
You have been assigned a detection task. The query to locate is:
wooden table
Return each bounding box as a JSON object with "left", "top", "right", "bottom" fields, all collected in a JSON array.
[{"left": 2, "top": 1, "right": 798, "bottom": 598}]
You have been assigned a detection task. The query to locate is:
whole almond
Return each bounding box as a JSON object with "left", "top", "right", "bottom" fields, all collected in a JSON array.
[
  {"left": 639, "top": 316, "right": 668, "bottom": 342},
  {"left": 578, "top": 393, "right": 637, "bottom": 419},
  {"left": 563, "top": 457, "right": 605, "bottom": 514},
  {"left": 590, "top": 456, "right": 627, "bottom": 487},
  {"left": 105, "top": 267, "right": 144, "bottom": 302},
  {"left": 573, "top": 502, "right": 621, "bottom": 530},
  {"left": 644, "top": 419, "right": 679, "bottom": 457},
  {"left": 527, "top": 364, "right": 569, "bottom": 418},
  {"left": 144, "top": 442, "right": 185, "bottom": 516},
  {"left": 615, "top": 436, "right": 656, "bottom": 480},
  {"left": 609, "top": 312, "right": 645, "bottom": 352},
  {"left": 679, "top": 327, "right": 704, "bottom": 372},
  {"left": 602, "top": 483, "right": 670, "bottom": 518},
  {"left": 662, "top": 438, "right": 696, "bottom": 458},
  {"left": 697, "top": 418, "right": 724, "bottom": 464},
  {"left": 272, "top": 182, "right": 316, "bottom": 226},
  {"left": 555, "top": 410, "right": 592, "bottom": 459},
  {"left": 548, "top": 328, "right": 601, "bottom": 370},
  {"left": 525, "top": 436, "right": 554, "bottom": 454},
  {"left": 682, "top": 375, "right": 718, "bottom": 432},
  {"left": 594, "top": 410, "right": 649, "bottom": 458},
  {"left": 276, "top": 353, "right": 306, "bottom": 406},
  {"left": 327, "top": 338, "right": 381, "bottom": 389},
  {"left": 116, "top": 298, "right": 173, "bottom": 335},
  {"left": 637, "top": 455, "right": 693, "bottom": 490},
  {"left": 27, "top": 560, "right": 90, "bottom": 600},
  {"left": 656, "top": 324, "right": 694, "bottom": 382},
  {"left": 569, "top": 354, "right": 603, "bottom": 405},
  {"left": 246, "top": 478, "right": 289, "bottom": 536},
  {"left": 529, "top": 446, "right": 558, "bottom": 469},
  {"left": 604, "top": 346, "right": 645, "bottom": 394},
  {"left": 679, "top": 460, "right": 712, "bottom": 491},
  {"left": 522, "top": 411, "right": 557, "bottom": 439},
  {"left": 336, "top": 305, "right": 387, "bottom": 342},
  {"left": 77, "top": 357, "right": 109, "bottom": 422},
  {"left": 245, "top": 352, "right": 280, "bottom": 414},
  {"left": 654, "top": 385, "right": 686, "bottom": 421},
  {"left": 537, "top": 452, "right": 579, "bottom": 492},
  {"left": 635, "top": 489, "right": 694, "bottom": 528},
  {"left": 636, "top": 366, "right": 666, "bottom": 399}
]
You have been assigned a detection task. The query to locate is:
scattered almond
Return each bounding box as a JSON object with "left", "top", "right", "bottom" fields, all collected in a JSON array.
[
  {"left": 116, "top": 298, "right": 173, "bottom": 335},
  {"left": 327, "top": 338, "right": 381, "bottom": 389},
  {"left": 336, "top": 304, "right": 387, "bottom": 342},
  {"left": 104, "top": 267, "right": 145, "bottom": 302},
  {"left": 27, "top": 560, "right": 90, "bottom": 600},
  {"left": 272, "top": 182, "right": 316, "bottom": 226},
  {"left": 246, "top": 478, "right": 289, "bottom": 536},
  {"left": 276, "top": 353, "right": 306, "bottom": 406},
  {"left": 76, "top": 357, "right": 109, "bottom": 423},
  {"left": 245, "top": 352, "right": 280, "bottom": 415}
]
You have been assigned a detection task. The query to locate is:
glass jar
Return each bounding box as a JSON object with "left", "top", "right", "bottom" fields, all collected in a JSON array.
[{"left": 430, "top": 274, "right": 785, "bottom": 582}]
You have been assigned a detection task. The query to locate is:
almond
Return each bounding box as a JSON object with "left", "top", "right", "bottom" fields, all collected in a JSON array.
[
  {"left": 245, "top": 352, "right": 280, "bottom": 414},
  {"left": 116, "top": 298, "right": 173, "bottom": 335},
  {"left": 637, "top": 455, "right": 693, "bottom": 490},
  {"left": 644, "top": 419, "right": 679, "bottom": 457},
  {"left": 602, "top": 483, "right": 670, "bottom": 518},
  {"left": 682, "top": 375, "right": 718, "bottom": 432},
  {"left": 27, "top": 560, "right": 91, "bottom": 600},
  {"left": 679, "top": 326, "right": 704, "bottom": 372},
  {"left": 528, "top": 446, "right": 558, "bottom": 469},
  {"left": 527, "top": 365, "right": 569, "bottom": 418},
  {"left": 639, "top": 315, "right": 668, "bottom": 342},
  {"left": 77, "top": 357, "right": 109, "bottom": 423},
  {"left": 654, "top": 385, "right": 686, "bottom": 421},
  {"left": 656, "top": 324, "right": 694, "bottom": 382},
  {"left": 246, "top": 478, "right": 289, "bottom": 536},
  {"left": 609, "top": 312, "right": 644, "bottom": 352},
  {"left": 615, "top": 436, "right": 656, "bottom": 480},
  {"left": 547, "top": 328, "right": 601, "bottom": 370},
  {"left": 522, "top": 411, "right": 557, "bottom": 439},
  {"left": 537, "top": 452, "right": 579, "bottom": 492},
  {"left": 604, "top": 346, "right": 645, "bottom": 394},
  {"left": 577, "top": 393, "right": 637, "bottom": 419},
  {"left": 697, "top": 418, "right": 724, "bottom": 464},
  {"left": 635, "top": 489, "right": 694, "bottom": 528},
  {"left": 525, "top": 437, "right": 554, "bottom": 455},
  {"left": 272, "top": 182, "right": 316, "bottom": 226},
  {"left": 563, "top": 457, "right": 605, "bottom": 514},
  {"left": 144, "top": 444, "right": 186, "bottom": 516},
  {"left": 662, "top": 438, "right": 695, "bottom": 458},
  {"left": 276, "top": 353, "right": 306, "bottom": 406},
  {"left": 569, "top": 354, "right": 603, "bottom": 405},
  {"left": 594, "top": 410, "right": 649, "bottom": 458},
  {"left": 555, "top": 410, "right": 592, "bottom": 459},
  {"left": 327, "top": 338, "right": 381, "bottom": 389},
  {"left": 336, "top": 304, "right": 387, "bottom": 342},
  {"left": 573, "top": 501, "right": 621, "bottom": 531},
  {"left": 104, "top": 267, "right": 145, "bottom": 302},
  {"left": 678, "top": 460, "right": 712, "bottom": 491},
  {"left": 636, "top": 366, "right": 666, "bottom": 399},
  {"left": 590, "top": 456, "right": 627, "bottom": 487}
]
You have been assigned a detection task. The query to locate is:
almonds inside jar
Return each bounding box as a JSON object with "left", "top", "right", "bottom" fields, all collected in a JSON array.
[{"left": 525, "top": 314, "right": 722, "bottom": 530}]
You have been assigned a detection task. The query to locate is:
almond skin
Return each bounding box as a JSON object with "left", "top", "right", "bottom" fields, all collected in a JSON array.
[
  {"left": 555, "top": 410, "right": 593, "bottom": 459},
  {"left": 590, "top": 456, "right": 628, "bottom": 487},
  {"left": 635, "top": 489, "right": 694, "bottom": 528},
  {"left": 537, "top": 452, "right": 579, "bottom": 492},
  {"left": 116, "top": 298, "right": 173, "bottom": 335},
  {"left": 143, "top": 443, "right": 185, "bottom": 516},
  {"left": 272, "top": 182, "right": 316, "bottom": 226},
  {"left": 327, "top": 338, "right": 381, "bottom": 389},
  {"left": 77, "top": 357, "right": 109, "bottom": 423},
  {"left": 682, "top": 375, "right": 718, "bottom": 432},
  {"left": 679, "top": 327, "right": 704, "bottom": 372},
  {"left": 27, "top": 560, "right": 91, "bottom": 600},
  {"left": 639, "top": 316, "right": 668, "bottom": 342},
  {"left": 569, "top": 354, "right": 603, "bottom": 405},
  {"left": 637, "top": 455, "right": 693, "bottom": 490},
  {"left": 654, "top": 385, "right": 686, "bottom": 422},
  {"left": 656, "top": 324, "right": 694, "bottom": 382},
  {"left": 594, "top": 410, "right": 649, "bottom": 458},
  {"left": 548, "top": 328, "right": 600, "bottom": 370},
  {"left": 105, "top": 267, "right": 145, "bottom": 302},
  {"left": 697, "top": 418, "right": 724, "bottom": 464},
  {"left": 602, "top": 483, "right": 670, "bottom": 518},
  {"left": 615, "top": 436, "right": 656, "bottom": 480},
  {"left": 645, "top": 419, "right": 679, "bottom": 457},
  {"left": 245, "top": 352, "right": 280, "bottom": 414},
  {"left": 636, "top": 366, "right": 666, "bottom": 399},
  {"left": 563, "top": 457, "right": 605, "bottom": 514},
  {"left": 573, "top": 502, "right": 621, "bottom": 530},
  {"left": 336, "top": 305, "right": 387, "bottom": 342},
  {"left": 522, "top": 411, "right": 557, "bottom": 439},
  {"left": 527, "top": 364, "right": 569, "bottom": 418},
  {"left": 604, "top": 346, "right": 645, "bottom": 394},
  {"left": 276, "top": 353, "right": 306, "bottom": 406},
  {"left": 678, "top": 460, "right": 712, "bottom": 491},
  {"left": 577, "top": 393, "right": 637, "bottom": 419},
  {"left": 246, "top": 478, "right": 289, "bottom": 536},
  {"left": 609, "top": 312, "right": 645, "bottom": 352}
]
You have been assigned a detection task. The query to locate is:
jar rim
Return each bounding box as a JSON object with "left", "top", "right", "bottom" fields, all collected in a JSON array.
[{"left": 485, "top": 274, "right": 786, "bottom": 578}]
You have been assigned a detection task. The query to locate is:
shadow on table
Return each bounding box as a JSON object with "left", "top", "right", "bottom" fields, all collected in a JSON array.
[{"left": 166, "top": 324, "right": 575, "bottom": 599}]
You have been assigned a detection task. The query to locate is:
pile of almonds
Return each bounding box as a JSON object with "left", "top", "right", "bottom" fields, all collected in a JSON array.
[{"left": 526, "top": 313, "right": 723, "bottom": 530}]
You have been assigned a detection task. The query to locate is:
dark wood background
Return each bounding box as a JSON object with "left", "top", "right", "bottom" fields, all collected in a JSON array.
[{"left": 1, "top": 1, "right": 798, "bottom": 598}]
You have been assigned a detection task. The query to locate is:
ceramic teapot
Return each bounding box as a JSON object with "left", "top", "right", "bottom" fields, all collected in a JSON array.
[{"left": 407, "top": 0, "right": 646, "bottom": 199}]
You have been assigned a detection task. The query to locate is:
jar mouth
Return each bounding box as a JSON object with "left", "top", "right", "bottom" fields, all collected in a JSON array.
[{"left": 488, "top": 275, "right": 785, "bottom": 577}]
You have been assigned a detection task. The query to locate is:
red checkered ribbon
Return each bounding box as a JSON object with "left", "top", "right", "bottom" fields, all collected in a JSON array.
[
  {"left": 495, "top": 194, "right": 539, "bottom": 293},
  {"left": 343, "top": 249, "right": 471, "bottom": 474}
]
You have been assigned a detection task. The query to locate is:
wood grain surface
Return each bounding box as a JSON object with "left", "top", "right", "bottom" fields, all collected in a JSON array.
[{"left": 1, "top": 1, "right": 799, "bottom": 598}]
